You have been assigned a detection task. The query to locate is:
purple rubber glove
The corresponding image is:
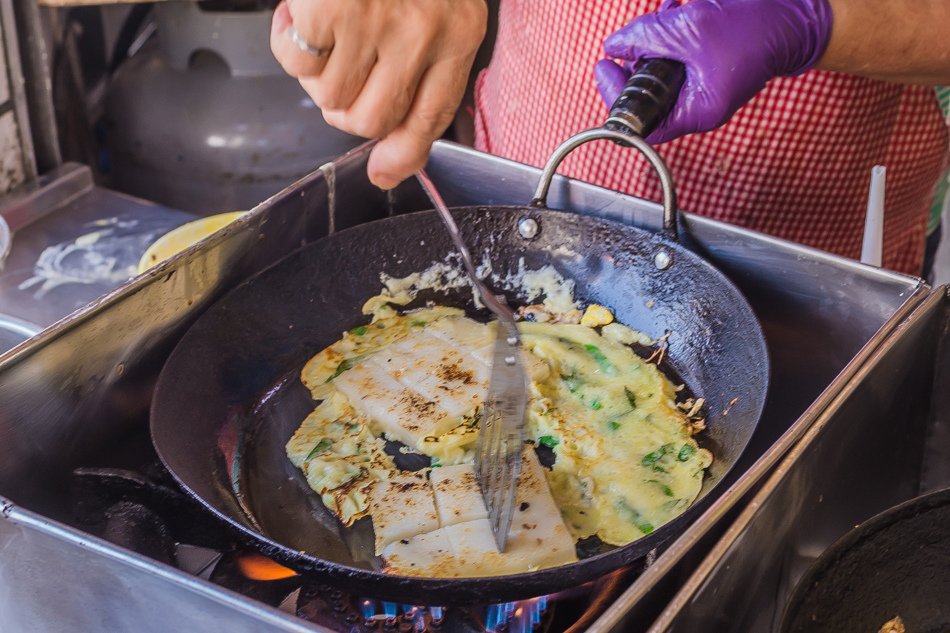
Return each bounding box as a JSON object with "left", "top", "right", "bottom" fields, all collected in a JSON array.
[{"left": 595, "top": 0, "right": 833, "bottom": 144}]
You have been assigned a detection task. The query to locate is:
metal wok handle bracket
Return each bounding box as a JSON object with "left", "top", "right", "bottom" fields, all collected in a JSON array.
[
  {"left": 530, "top": 127, "right": 678, "bottom": 242},
  {"left": 531, "top": 58, "right": 685, "bottom": 243}
]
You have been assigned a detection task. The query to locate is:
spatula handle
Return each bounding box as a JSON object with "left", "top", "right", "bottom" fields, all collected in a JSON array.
[{"left": 605, "top": 58, "right": 686, "bottom": 138}]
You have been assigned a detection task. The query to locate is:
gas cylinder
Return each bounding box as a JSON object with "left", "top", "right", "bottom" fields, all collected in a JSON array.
[{"left": 104, "top": 2, "right": 363, "bottom": 215}]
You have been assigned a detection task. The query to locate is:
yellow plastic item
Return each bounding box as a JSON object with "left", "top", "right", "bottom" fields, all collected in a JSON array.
[{"left": 138, "top": 211, "right": 246, "bottom": 274}]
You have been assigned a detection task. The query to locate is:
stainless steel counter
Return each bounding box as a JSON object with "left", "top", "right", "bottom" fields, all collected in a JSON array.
[
  {"left": 636, "top": 286, "right": 948, "bottom": 633},
  {"left": 0, "top": 162, "right": 196, "bottom": 330},
  {"left": 0, "top": 141, "right": 930, "bottom": 632}
]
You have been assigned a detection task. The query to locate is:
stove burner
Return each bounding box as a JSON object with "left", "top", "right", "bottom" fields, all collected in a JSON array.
[
  {"left": 69, "top": 463, "right": 634, "bottom": 633},
  {"left": 71, "top": 465, "right": 230, "bottom": 549},
  {"left": 296, "top": 585, "right": 551, "bottom": 633}
]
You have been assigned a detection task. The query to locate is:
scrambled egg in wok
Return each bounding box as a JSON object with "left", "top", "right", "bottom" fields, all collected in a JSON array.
[{"left": 286, "top": 287, "right": 712, "bottom": 576}]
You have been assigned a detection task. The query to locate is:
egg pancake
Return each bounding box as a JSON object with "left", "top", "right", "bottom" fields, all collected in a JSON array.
[{"left": 285, "top": 291, "right": 712, "bottom": 576}]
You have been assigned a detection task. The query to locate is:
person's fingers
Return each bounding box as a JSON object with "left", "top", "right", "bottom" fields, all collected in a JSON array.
[
  {"left": 644, "top": 120, "right": 679, "bottom": 145},
  {"left": 366, "top": 59, "right": 469, "bottom": 189},
  {"left": 272, "top": 0, "right": 291, "bottom": 33},
  {"left": 320, "top": 44, "right": 430, "bottom": 140},
  {"left": 285, "top": 0, "right": 336, "bottom": 51},
  {"left": 274, "top": 0, "right": 488, "bottom": 189},
  {"left": 604, "top": 0, "right": 682, "bottom": 60},
  {"left": 270, "top": 1, "right": 333, "bottom": 79},
  {"left": 605, "top": 3, "right": 700, "bottom": 62},
  {"left": 645, "top": 67, "right": 723, "bottom": 144},
  {"left": 320, "top": 0, "right": 484, "bottom": 146},
  {"left": 594, "top": 59, "right": 629, "bottom": 108},
  {"left": 302, "top": 31, "right": 379, "bottom": 111},
  {"left": 363, "top": 0, "right": 486, "bottom": 188},
  {"left": 603, "top": 22, "right": 645, "bottom": 61}
]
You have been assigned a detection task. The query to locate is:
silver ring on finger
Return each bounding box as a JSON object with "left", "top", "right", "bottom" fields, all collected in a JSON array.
[{"left": 289, "top": 25, "right": 330, "bottom": 57}]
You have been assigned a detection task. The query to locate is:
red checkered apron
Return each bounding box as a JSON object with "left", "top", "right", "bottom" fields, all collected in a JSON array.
[{"left": 474, "top": 0, "right": 950, "bottom": 275}]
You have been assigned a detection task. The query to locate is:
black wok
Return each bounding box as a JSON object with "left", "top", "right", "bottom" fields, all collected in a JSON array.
[
  {"left": 782, "top": 488, "right": 950, "bottom": 633},
  {"left": 151, "top": 59, "right": 768, "bottom": 604},
  {"left": 151, "top": 201, "right": 768, "bottom": 605}
]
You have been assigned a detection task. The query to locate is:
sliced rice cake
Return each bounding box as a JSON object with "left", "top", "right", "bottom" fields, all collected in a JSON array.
[
  {"left": 380, "top": 529, "right": 457, "bottom": 577},
  {"left": 369, "top": 472, "right": 440, "bottom": 555},
  {"left": 374, "top": 330, "right": 489, "bottom": 419},
  {"left": 430, "top": 464, "right": 489, "bottom": 528},
  {"left": 381, "top": 450, "right": 577, "bottom": 577},
  {"left": 333, "top": 360, "right": 456, "bottom": 447}
]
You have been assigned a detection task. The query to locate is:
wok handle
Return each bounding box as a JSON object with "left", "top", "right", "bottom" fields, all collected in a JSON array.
[
  {"left": 531, "top": 58, "right": 684, "bottom": 242},
  {"left": 604, "top": 58, "right": 686, "bottom": 139}
]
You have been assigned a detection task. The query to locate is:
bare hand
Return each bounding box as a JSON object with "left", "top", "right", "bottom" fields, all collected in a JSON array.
[{"left": 271, "top": 0, "right": 488, "bottom": 189}]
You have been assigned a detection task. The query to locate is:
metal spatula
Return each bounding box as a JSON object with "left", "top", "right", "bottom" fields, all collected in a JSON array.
[{"left": 416, "top": 170, "right": 528, "bottom": 553}]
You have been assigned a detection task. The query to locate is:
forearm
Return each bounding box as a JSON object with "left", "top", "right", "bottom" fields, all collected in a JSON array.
[{"left": 816, "top": 0, "right": 950, "bottom": 84}]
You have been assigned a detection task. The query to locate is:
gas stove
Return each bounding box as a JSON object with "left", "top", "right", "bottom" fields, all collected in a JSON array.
[
  {"left": 66, "top": 429, "right": 632, "bottom": 633},
  {"left": 0, "top": 142, "right": 927, "bottom": 632}
]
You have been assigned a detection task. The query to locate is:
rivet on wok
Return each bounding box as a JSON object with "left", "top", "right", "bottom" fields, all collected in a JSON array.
[
  {"left": 654, "top": 249, "right": 673, "bottom": 270},
  {"left": 517, "top": 217, "right": 540, "bottom": 239}
]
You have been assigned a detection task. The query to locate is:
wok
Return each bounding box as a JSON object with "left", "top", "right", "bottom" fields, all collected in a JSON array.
[
  {"left": 151, "top": 60, "right": 769, "bottom": 605},
  {"left": 782, "top": 488, "right": 950, "bottom": 632}
]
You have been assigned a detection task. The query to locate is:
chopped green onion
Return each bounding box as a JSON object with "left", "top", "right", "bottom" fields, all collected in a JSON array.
[
  {"left": 677, "top": 444, "right": 696, "bottom": 461},
  {"left": 589, "top": 398, "right": 603, "bottom": 411},
  {"left": 608, "top": 420, "right": 621, "bottom": 431},
  {"left": 641, "top": 445, "right": 668, "bottom": 467},
  {"left": 642, "top": 443, "right": 676, "bottom": 471},
  {"left": 625, "top": 388, "right": 637, "bottom": 409},
  {"left": 326, "top": 354, "right": 368, "bottom": 382},
  {"left": 538, "top": 435, "right": 560, "bottom": 448},
  {"left": 584, "top": 344, "right": 617, "bottom": 375},
  {"left": 351, "top": 326, "right": 367, "bottom": 336},
  {"left": 306, "top": 438, "right": 333, "bottom": 460},
  {"left": 618, "top": 501, "right": 654, "bottom": 535},
  {"left": 410, "top": 320, "right": 426, "bottom": 328},
  {"left": 646, "top": 480, "right": 674, "bottom": 496},
  {"left": 561, "top": 370, "right": 583, "bottom": 393}
]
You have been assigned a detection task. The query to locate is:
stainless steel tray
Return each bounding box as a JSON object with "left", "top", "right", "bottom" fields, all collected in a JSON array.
[{"left": 631, "top": 286, "right": 949, "bottom": 632}]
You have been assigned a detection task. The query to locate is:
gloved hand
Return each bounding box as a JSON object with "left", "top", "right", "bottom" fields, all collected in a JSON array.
[{"left": 595, "top": 0, "right": 833, "bottom": 144}]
